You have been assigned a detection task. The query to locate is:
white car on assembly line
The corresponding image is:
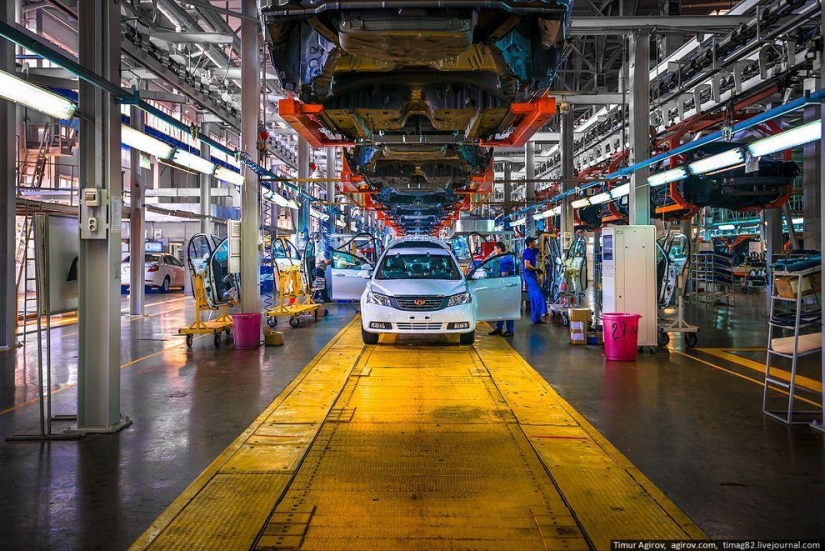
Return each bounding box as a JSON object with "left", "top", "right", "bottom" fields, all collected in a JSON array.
[{"left": 344, "top": 237, "right": 522, "bottom": 345}]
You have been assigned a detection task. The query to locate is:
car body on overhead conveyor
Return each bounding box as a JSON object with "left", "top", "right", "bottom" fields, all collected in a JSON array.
[
  {"left": 260, "top": 0, "right": 572, "bottom": 232},
  {"left": 359, "top": 237, "right": 522, "bottom": 345},
  {"left": 260, "top": 0, "right": 570, "bottom": 140},
  {"left": 651, "top": 144, "right": 799, "bottom": 214}
]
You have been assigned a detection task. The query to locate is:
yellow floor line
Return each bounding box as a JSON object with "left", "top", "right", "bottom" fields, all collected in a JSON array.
[
  {"left": 477, "top": 337, "right": 707, "bottom": 547},
  {"left": 696, "top": 348, "right": 822, "bottom": 394},
  {"left": 130, "top": 317, "right": 362, "bottom": 551},
  {"left": 675, "top": 351, "right": 821, "bottom": 408},
  {"left": 137, "top": 321, "right": 707, "bottom": 550},
  {"left": 0, "top": 333, "right": 208, "bottom": 417}
]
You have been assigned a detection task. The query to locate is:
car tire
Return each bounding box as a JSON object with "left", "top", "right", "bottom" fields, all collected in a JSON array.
[
  {"left": 160, "top": 276, "right": 170, "bottom": 293},
  {"left": 361, "top": 327, "right": 379, "bottom": 345},
  {"left": 459, "top": 330, "right": 476, "bottom": 346}
]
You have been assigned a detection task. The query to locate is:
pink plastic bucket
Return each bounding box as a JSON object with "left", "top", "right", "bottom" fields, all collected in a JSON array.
[
  {"left": 232, "top": 313, "right": 262, "bottom": 348},
  {"left": 602, "top": 313, "right": 641, "bottom": 361}
]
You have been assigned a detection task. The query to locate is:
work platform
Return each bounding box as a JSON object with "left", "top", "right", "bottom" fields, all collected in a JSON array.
[{"left": 133, "top": 318, "right": 704, "bottom": 550}]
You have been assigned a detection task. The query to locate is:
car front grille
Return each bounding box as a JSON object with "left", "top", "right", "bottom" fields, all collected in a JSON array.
[
  {"left": 396, "top": 322, "right": 443, "bottom": 331},
  {"left": 392, "top": 296, "right": 446, "bottom": 311}
]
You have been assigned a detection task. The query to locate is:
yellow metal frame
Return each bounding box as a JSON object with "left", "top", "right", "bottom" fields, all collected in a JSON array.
[
  {"left": 178, "top": 273, "right": 235, "bottom": 346},
  {"left": 264, "top": 266, "right": 321, "bottom": 324}
]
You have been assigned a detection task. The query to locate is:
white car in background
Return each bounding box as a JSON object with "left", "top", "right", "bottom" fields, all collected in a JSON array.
[
  {"left": 349, "top": 237, "right": 522, "bottom": 345},
  {"left": 121, "top": 253, "right": 186, "bottom": 293}
]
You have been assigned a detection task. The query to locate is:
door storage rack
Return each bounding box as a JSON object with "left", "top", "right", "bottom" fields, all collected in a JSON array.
[
  {"left": 178, "top": 273, "right": 234, "bottom": 349},
  {"left": 688, "top": 251, "right": 735, "bottom": 306},
  {"left": 264, "top": 266, "right": 322, "bottom": 328},
  {"left": 763, "top": 265, "right": 822, "bottom": 425}
]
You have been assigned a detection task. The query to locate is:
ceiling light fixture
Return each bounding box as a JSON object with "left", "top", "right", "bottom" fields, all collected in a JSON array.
[
  {"left": 121, "top": 125, "right": 174, "bottom": 159},
  {"left": 0, "top": 69, "right": 76, "bottom": 119},
  {"left": 748, "top": 120, "right": 822, "bottom": 157},
  {"left": 172, "top": 149, "right": 216, "bottom": 175}
]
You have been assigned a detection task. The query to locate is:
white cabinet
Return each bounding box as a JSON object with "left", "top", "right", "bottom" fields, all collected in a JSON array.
[{"left": 601, "top": 225, "right": 658, "bottom": 347}]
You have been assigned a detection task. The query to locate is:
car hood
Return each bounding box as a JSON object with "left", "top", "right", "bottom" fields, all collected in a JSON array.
[{"left": 369, "top": 279, "right": 466, "bottom": 297}]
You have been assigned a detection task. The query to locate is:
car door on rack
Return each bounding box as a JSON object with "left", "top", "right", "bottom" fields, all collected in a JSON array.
[
  {"left": 466, "top": 253, "right": 522, "bottom": 322},
  {"left": 330, "top": 250, "right": 371, "bottom": 300}
]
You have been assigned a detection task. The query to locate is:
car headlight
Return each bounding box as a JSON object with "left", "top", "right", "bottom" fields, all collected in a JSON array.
[
  {"left": 448, "top": 292, "right": 472, "bottom": 307},
  {"left": 366, "top": 291, "right": 392, "bottom": 307}
]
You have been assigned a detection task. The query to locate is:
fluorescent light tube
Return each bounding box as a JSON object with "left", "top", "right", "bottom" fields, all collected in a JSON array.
[
  {"left": 310, "top": 209, "right": 330, "bottom": 221},
  {"left": 589, "top": 192, "right": 612, "bottom": 205},
  {"left": 214, "top": 166, "right": 244, "bottom": 186},
  {"left": 688, "top": 149, "right": 743, "bottom": 175},
  {"left": 172, "top": 149, "right": 215, "bottom": 174},
  {"left": 748, "top": 120, "right": 822, "bottom": 158},
  {"left": 510, "top": 217, "right": 526, "bottom": 226},
  {"left": 121, "top": 125, "right": 174, "bottom": 159},
  {"left": 0, "top": 69, "right": 76, "bottom": 119},
  {"left": 533, "top": 206, "right": 561, "bottom": 220},
  {"left": 263, "top": 189, "right": 299, "bottom": 210},
  {"left": 792, "top": 217, "right": 803, "bottom": 225},
  {"left": 609, "top": 183, "right": 630, "bottom": 198},
  {"left": 718, "top": 224, "right": 736, "bottom": 231},
  {"left": 647, "top": 167, "right": 687, "bottom": 187},
  {"left": 571, "top": 198, "right": 591, "bottom": 209}
]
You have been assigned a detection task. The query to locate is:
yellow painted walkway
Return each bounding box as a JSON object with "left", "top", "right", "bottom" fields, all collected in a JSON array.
[{"left": 132, "top": 319, "right": 705, "bottom": 551}]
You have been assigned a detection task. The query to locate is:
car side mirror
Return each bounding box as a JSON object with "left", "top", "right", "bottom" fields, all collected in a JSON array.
[
  {"left": 471, "top": 269, "right": 488, "bottom": 280},
  {"left": 358, "top": 268, "right": 373, "bottom": 279}
]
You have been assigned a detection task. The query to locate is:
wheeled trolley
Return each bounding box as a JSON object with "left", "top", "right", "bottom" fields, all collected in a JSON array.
[
  {"left": 178, "top": 273, "right": 235, "bottom": 349},
  {"left": 264, "top": 266, "right": 323, "bottom": 329}
]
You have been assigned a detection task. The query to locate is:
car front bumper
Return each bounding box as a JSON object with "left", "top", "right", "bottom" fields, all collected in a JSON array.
[{"left": 360, "top": 302, "right": 476, "bottom": 334}]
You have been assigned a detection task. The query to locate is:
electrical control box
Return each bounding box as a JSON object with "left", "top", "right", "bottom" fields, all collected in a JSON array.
[
  {"left": 80, "top": 187, "right": 109, "bottom": 240},
  {"left": 228, "top": 220, "right": 242, "bottom": 275},
  {"left": 601, "top": 225, "right": 658, "bottom": 347}
]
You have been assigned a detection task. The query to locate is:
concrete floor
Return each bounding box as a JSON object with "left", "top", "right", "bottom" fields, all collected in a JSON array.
[{"left": 0, "top": 292, "right": 822, "bottom": 550}]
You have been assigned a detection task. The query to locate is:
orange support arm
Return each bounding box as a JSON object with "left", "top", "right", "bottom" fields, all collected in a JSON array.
[
  {"left": 481, "top": 96, "right": 557, "bottom": 148},
  {"left": 279, "top": 98, "right": 354, "bottom": 148},
  {"left": 340, "top": 156, "right": 364, "bottom": 194}
]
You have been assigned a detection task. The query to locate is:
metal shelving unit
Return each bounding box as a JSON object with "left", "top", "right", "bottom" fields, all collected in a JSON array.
[
  {"left": 688, "top": 251, "right": 735, "bottom": 306},
  {"left": 763, "top": 266, "right": 822, "bottom": 425}
]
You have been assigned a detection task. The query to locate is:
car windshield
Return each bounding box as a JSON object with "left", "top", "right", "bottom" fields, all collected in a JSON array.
[{"left": 375, "top": 253, "right": 462, "bottom": 281}]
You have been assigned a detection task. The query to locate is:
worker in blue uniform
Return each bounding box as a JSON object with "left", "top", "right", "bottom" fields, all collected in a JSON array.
[
  {"left": 488, "top": 241, "right": 515, "bottom": 337},
  {"left": 522, "top": 237, "right": 547, "bottom": 325}
]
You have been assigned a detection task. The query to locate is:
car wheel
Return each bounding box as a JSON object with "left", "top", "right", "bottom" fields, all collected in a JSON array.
[
  {"left": 361, "top": 327, "right": 379, "bottom": 345},
  {"left": 459, "top": 330, "right": 476, "bottom": 346},
  {"left": 160, "top": 276, "right": 170, "bottom": 293}
]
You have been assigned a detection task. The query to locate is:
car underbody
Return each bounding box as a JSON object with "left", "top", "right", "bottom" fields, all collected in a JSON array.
[{"left": 261, "top": 0, "right": 571, "bottom": 231}]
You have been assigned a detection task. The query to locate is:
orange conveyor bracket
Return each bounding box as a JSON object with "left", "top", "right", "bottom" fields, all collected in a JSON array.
[
  {"left": 480, "top": 96, "right": 557, "bottom": 148},
  {"left": 278, "top": 98, "right": 354, "bottom": 148}
]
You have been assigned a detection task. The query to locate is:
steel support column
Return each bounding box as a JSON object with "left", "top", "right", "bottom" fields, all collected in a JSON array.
[
  {"left": 560, "top": 108, "right": 575, "bottom": 247},
  {"left": 503, "top": 163, "right": 512, "bottom": 216},
  {"left": 326, "top": 147, "right": 336, "bottom": 232},
  {"left": 129, "top": 98, "right": 145, "bottom": 316},
  {"left": 0, "top": 1, "right": 16, "bottom": 348},
  {"left": 525, "top": 143, "right": 536, "bottom": 236},
  {"left": 240, "top": 2, "right": 260, "bottom": 314},
  {"left": 803, "top": 104, "right": 820, "bottom": 250},
  {"left": 200, "top": 122, "right": 213, "bottom": 236},
  {"left": 297, "top": 138, "right": 310, "bottom": 241},
  {"left": 628, "top": 31, "right": 651, "bottom": 226},
  {"left": 765, "top": 208, "right": 782, "bottom": 310},
  {"left": 818, "top": 6, "right": 825, "bottom": 433},
  {"left": 75, "top": 0, "right": 128, "bottom": 432}
]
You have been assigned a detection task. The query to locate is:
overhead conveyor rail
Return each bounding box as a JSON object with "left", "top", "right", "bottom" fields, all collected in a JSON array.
[{"left": 132, "top": 320, "right": 705, "bottom": 550}]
